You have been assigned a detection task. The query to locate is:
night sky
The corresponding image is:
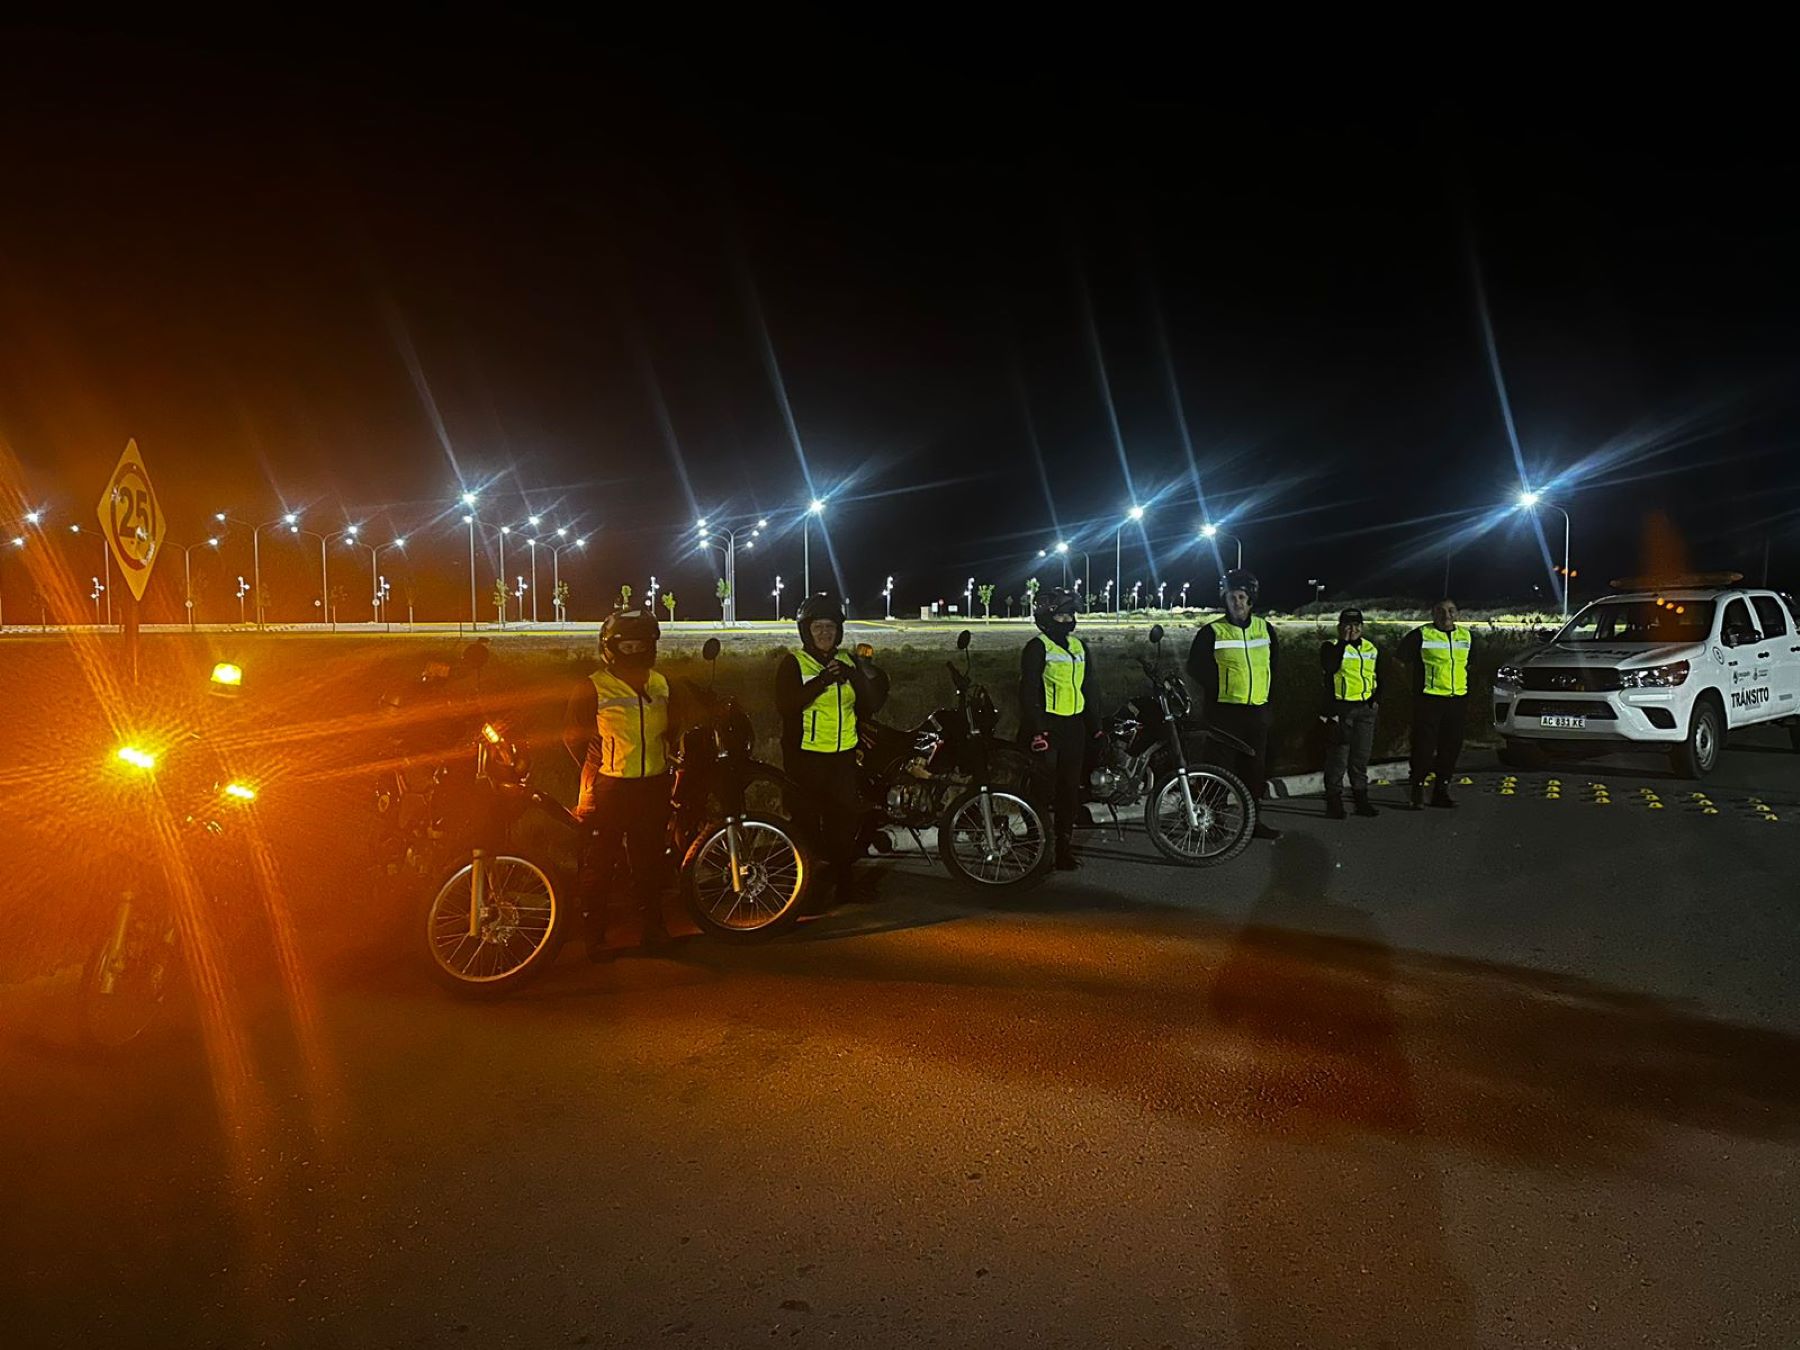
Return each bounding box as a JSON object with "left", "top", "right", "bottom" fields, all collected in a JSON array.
[{"left": 4, "top": 28, "right": 1797, "bottom": 622}]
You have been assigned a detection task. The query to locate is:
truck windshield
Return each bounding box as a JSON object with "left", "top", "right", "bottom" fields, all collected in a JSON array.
[{"left": 1557, "top": 600, "right": 1716, "bottom": 644}]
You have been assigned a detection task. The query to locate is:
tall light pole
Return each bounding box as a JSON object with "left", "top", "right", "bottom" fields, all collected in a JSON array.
[
  {"left": 497, "top": 526, "right": 511, "bottom": 626},
  {"left": 287, "top": 521, "right": 330, "bottom": 626},
  {"left": 68, "top": 524, "right": 113, "bottom": 627},
  {"left": 235, "top": 576, "right": 249, "bottom": 626},
  {"left": 525, "top": 516, "right": 541, "bottom": 623},
  {"left": 1199, "top": 522, "right": 1243, "bottom": 571},
  {"left": 549, "top": 529, "right": 585, "bottom": 623},
  {"left": 697, "top": 517, "right": 764, "bottom": 627},
  {"left": 964, "top": 576, "right": 975, "bottom": 616},
  {"left": 773, "top": 574, "right": 785, "bottom": 619},
  {"left": 1517, "top": 491, "right": 1573, "bottom": 618},
  {"left": 883, "top": 575, "right": 894, "bottom": 620},
  {"left": 0, "top": 534, "right": 24, "bottom": 631},
  {"left": 365, "top": 536, "right": 406, "bottom": 625},
  {"left": 1116, "top": 505, "right": 1145, "bottom": 614},
  {"left": 216, "top": 510, "right": 298, "bottom": 629},
  {"left": 460, "top": 492, "right": 479, "bottom": 629},
  {"left": 176, "top": 536, "right": 221, "bottom": 630},
  {"left": 1180, "top": 581, "right": 1191, "bottom": 608},
  {"left": 803, "top": 498, "right": 825, "bottom": 597}
]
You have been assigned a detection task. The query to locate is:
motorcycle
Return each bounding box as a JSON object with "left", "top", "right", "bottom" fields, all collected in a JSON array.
[
  {"left": 857, "top": 631, "right": 1052, "bottom": 890},
  {"left": 79, "top": 661, "right": 265, "bottom": 1049},
  {"left": 671, "top": 638, "right": 814, "bottom": 942},
  {"left": 1081, "top": 624, "right": 1257, "bottom": 866}
]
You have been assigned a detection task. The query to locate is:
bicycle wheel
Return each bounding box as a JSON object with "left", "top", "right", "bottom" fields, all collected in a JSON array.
[
  {"left": 938, "top": 785, "right": 1052, "bottom": 890},
  {"left": 423, "top": 853, "right": 564, "bottom": 996},
  {"left": 681, "top": 816, "right": 810, "bottom": 941},
  {"left": 1146, "top": 765, "right": 1255, "bottom": 867}
]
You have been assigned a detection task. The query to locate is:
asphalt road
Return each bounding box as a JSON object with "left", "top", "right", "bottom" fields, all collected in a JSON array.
[{"left": 5, "top": 732, "right": 1800, "bottom": 1348}]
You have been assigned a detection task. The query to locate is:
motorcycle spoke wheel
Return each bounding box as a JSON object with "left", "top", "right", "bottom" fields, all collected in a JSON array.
[
  {"left": 688, "top": 820, "right": 806, "bottom": 934},
  {"left": 426, "top": 856, "right": 558, "bottom": 987},
  {"left": 1148, "top": 769, "right": 1254, "bottom": 866},
  {"left": 942, "top": 790, "right": 1049, "bottom": 886}
]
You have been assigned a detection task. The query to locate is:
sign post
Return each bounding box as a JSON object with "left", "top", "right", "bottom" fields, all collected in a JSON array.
[{"left": 96, "top": 438, "right": 165, "bottom": 686}]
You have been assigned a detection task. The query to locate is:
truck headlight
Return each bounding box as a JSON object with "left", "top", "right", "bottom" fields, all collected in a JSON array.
[
  {"left": 1618, "top": 660, "right": 1689, "bottom": 689},
  {"left": 1496, "top": 664, "right": 1524, "bottom": 689}
]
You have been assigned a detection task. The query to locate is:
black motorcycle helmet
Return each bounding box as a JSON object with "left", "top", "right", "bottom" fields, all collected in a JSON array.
[
  {"left": 1033, "top": 585, "right": 1080, "bottom": 634},
  {"left": 1219, "top": 568, "right": 1261, "bottom": 608},
  {"left": 795, "top": 592, "right": 846, "bottom": 651},
  {"left": 599, "top": 607, "right": 661, "bottom": 670}
]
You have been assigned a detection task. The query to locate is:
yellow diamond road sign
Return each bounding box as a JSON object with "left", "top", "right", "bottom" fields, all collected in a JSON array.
[{"left": 96, "top": 438, "right": 165, "bottom": 602}]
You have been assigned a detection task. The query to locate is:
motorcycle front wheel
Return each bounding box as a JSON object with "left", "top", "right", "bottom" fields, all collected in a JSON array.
[
  {"left": 938, "top": 785, "right": 1052, "bottom": 890},
  {"left": 423, "top": 853, "right": 564, "bottom": 996},
  {"left": 79, "top": 900, "right": 179, "bottom": 1051},
  {"left": 1146, "top": 766, "right": 1255, "bottom": 867},
  {"left": 681, "top": 816, "right": 810, "bottom": 942}
]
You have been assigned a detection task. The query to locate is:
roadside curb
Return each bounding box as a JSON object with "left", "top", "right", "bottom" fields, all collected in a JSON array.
[{"left": 1267, "top": 761, "right": 1411, "bottom": 799}]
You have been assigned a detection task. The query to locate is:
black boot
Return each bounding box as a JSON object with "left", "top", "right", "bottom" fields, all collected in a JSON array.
[
  {"left": 1353, "top": 792, "right": 1380, "bottom": 818},
  {"left": 1324, "top": 792, "right": 1346, "bottom": 820},
  {"left": 1251, "top": 820, "right": 1284, "bottom": 841},
  {"left": 1055, "top": 840, "right": 1080, "bottom": 870},
  {"left": 1430, "top": 786, "right": 1458, "bottom": 809},
  {"left": 1409, "top": 783, "right": 1425, "bottom": 811}
]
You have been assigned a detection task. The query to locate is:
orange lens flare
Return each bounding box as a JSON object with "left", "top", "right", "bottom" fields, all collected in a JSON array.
[
  {"left": 116, "top": 745, "right": 156, "bottom": 770},
  {"left": 223, "top": 782, "right": 257, "bottom": 801}
]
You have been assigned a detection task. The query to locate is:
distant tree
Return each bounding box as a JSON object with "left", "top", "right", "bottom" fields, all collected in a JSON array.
[
  {"left": 715, "top": 576, "right": 731, "bottom": 619},
  {"left": 553, "top": 579, "right": 571, "bottom": 623},
  {"left": 1024, "top": 577, "right": 1040, "bottom": 614},
  {"left": 1005, "top": 595, "right": 1015, "bottom": 618},
  {"left": 618, "top": 583, "right": 633, "bottom": 611},
  {"left": 978, "top": 583, "right": 995, "bottom": 620},
  {"left": 328, "top": 582, "right": 349, "bottom": 627},
  {"left": 662, "top": 590, "right": 677, "bottom": 622},
  {"left": 491, "top": 579, "right": 508, "bottom": 626}
]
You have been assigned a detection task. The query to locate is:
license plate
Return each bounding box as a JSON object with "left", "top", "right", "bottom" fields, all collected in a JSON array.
[{"left": 1540, "top": 714, "right": 1586, "bottom": 729}]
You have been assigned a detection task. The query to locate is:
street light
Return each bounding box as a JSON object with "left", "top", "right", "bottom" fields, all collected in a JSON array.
[
  {"left": 174, "top": 536, "right": 221, "bottom": 630},
  {"left": 772, "top": 574, "right": 785, "bottom": 619},
  {"left": 215, "top": 510, "right": 300, "bottom": 629},
  {"left": 1199, "top": 522, "right": 1243, "bottom": 571},
  {"left": 285, "top": 520, "right": 333, "bottom": 626},
  {"left": 548, "top": 529, "right": 585, "bottom": 624},
  {"left": 360, "top": 536, "right": 406, "bottom": 626},
  {"left": 804, "top": 499, "right": 825, "bottom": 596},
  {"left": 697, "top": 517, "right": 762, "bottom": 626},
  {"left": 524, "top": 516, "right": 543, "bottom": 623},
  {"left": 1180, "top": 581, "right": 1191, "bottom": 608},
  {"left": 460, "top": 492, "right": 479, "bottom": 628},
  {"left": 0, "top": 533, "right": 24, "bottom": 631},
  {"left": 883, "top": 575, "right": 894, "bottom": 620},
  {"left": 1517, "top": 490, "right": 1573, "bottom": 618},
  {"left": 235, "top": 575, "right": 250, "bottom": 626},
  {"left": 1116, "top": 506, "right": 1145, "bottom": 614},
  {"left": 67, "top": 524, "right": 114, "bottom": 627},
  {"left": 964, "top": 576, "right": 975, "bottom": 616}
]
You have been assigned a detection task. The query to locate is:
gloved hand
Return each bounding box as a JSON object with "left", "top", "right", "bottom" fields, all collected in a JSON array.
[{"left": 1030, "top": 733, "right": 1050, "bottom": 753}]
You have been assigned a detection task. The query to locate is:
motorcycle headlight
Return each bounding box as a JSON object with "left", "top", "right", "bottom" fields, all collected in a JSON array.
[
  {"left": 1618, "top": 660, "right": 1690, "bottom": 689},
  {"left": 1496, "top": 664, "right": 1524, "bottom": 688},
  {"left": 222, "top": 782, "right": 257, "bottom": 802},
  {"left": 116, "top": 745, "right": 156, "bottom": 772}
]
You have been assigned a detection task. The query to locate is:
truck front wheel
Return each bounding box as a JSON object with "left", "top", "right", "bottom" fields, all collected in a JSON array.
[{"left": 1670, "top": 698, "right": 1723, "bottom": 780}]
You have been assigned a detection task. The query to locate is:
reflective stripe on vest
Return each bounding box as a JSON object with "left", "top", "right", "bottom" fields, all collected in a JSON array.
[
  {"left": 1334, "top": 639, "right": 1378, "bottom": 702},
  {"left": 589, "top": 668, "right": 670, "bottom": 778},
  {"left": 795, "top": 650, "right": 857, "bottom": 753},
  {"left": 1038, "top": 633, "right": 1086, "bottom": 717},
  {"left": 1209, "top": 616, "right": 1272, "bottom": 706},
  {"left": 1418, "top": 625, "right": 1472, "bottom": 697}
]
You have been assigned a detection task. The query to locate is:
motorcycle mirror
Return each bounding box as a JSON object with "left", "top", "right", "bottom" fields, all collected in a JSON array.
[
  {"left": 702, "top": 637, "right": 722, "bottom": 662},
  {"left": 1148, "top": 623, "right": 1165, "bottom": 645},
  {"left": 956, "top": 629, "right": 972, "bottom": 651}
]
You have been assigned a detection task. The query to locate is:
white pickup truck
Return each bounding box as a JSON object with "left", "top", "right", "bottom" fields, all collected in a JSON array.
[{"left": 1492, "top": 581, "right": 1800, "bottom": 778}]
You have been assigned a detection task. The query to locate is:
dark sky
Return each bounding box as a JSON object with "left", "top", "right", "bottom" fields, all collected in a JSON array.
[{"left": 3, "top": 27, "right": 1798, "bottom": 623}]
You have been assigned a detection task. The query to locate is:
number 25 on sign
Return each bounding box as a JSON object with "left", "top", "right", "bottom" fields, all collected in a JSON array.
[{"left": 96, "top": 438, "right": 165, "bottom": 602}]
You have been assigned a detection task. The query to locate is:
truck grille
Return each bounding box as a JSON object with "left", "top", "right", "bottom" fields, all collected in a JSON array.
[{"left": 1521, "top": 667, "right": 1620, "bottom": 692}]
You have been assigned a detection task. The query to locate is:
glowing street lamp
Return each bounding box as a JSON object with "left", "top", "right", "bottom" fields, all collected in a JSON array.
[
  {"left": 1516, "top": 490, "right": 1573, "bottom": 618},
  {"left": 360, "top": 536, "right": 406, "bottom": 626},
  {"left": 459, "top": 492, "right": 479, "bottom": 628},
  {"left": 883, "top": 575, "right": 894, "bottom": 620},
  {"left": 804, "top": 498, "right": 826, "bottom": 596},
  {"left": 1180, "top": 581, "right": 1191, "bottom": 608},
  {"left": 548, "top": 529, "right": 585, "bottom": 624},
  {"left": 1115, "top": 506, "right": 1145, "bottom": 614},
  {"left": 697, "top": 517, "right": 762, "bottom": 626},
  {"left": 216, "top": 509, "right": 304, "bottom": 629},
  {"left": 1199, "top": 522, "right": 1243, "bottom": 571},
  {"left": 523, "top": 516, "right": 545, "bottom": 624},
  {"left": 174, "top": 536, "right": 222, "bottom": 631}
]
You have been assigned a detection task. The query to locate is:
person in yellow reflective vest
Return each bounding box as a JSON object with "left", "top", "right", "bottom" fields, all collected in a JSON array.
[
  {"left": 562, "top": 607, "right": 682, "bottom": 958},
  {"left": 1319, "top": 607, "right": 1381, "bottom": 819},
  {"left": 1397, "top": 597, "right": 1473, "bottom": 809},
  {"left": 1187, "top": 568, "right": 1283, "bottom": 841},
  {"left": 776, "top": 593, "right": 888, "bottom": 902},
  {"left": 1018, "top": 585, "right": 1099, "bottom": 870}
]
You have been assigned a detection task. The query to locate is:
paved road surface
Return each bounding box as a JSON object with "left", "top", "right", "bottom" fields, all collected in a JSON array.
[{"left": 5, "top": 735, "right": 1799, "bottom": 1348}]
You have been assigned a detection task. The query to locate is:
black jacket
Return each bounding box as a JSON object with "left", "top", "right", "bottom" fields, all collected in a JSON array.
[
  {"left": 1186, "top": 617, "right": 1280, "bottom": 712},
  {"left": 1018, "top": 631, "right": 1100, "bottom": 739}
]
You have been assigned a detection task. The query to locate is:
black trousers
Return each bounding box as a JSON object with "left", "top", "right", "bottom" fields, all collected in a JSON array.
[
  {"left": 1033, "top": 714, "right": 1088, "bottom": 848},
  {"left": 790, "top": 749, "right": 863, "bottom": 887},
  {"left": 1409, "top": 695, "right": 1467, "bottom": 786},
  {"left": 1207, "top": 701, "right": 1273, "bottom": 801},
  {"left": 577, "top": 774, "right": 672, "bottom": 946}
]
